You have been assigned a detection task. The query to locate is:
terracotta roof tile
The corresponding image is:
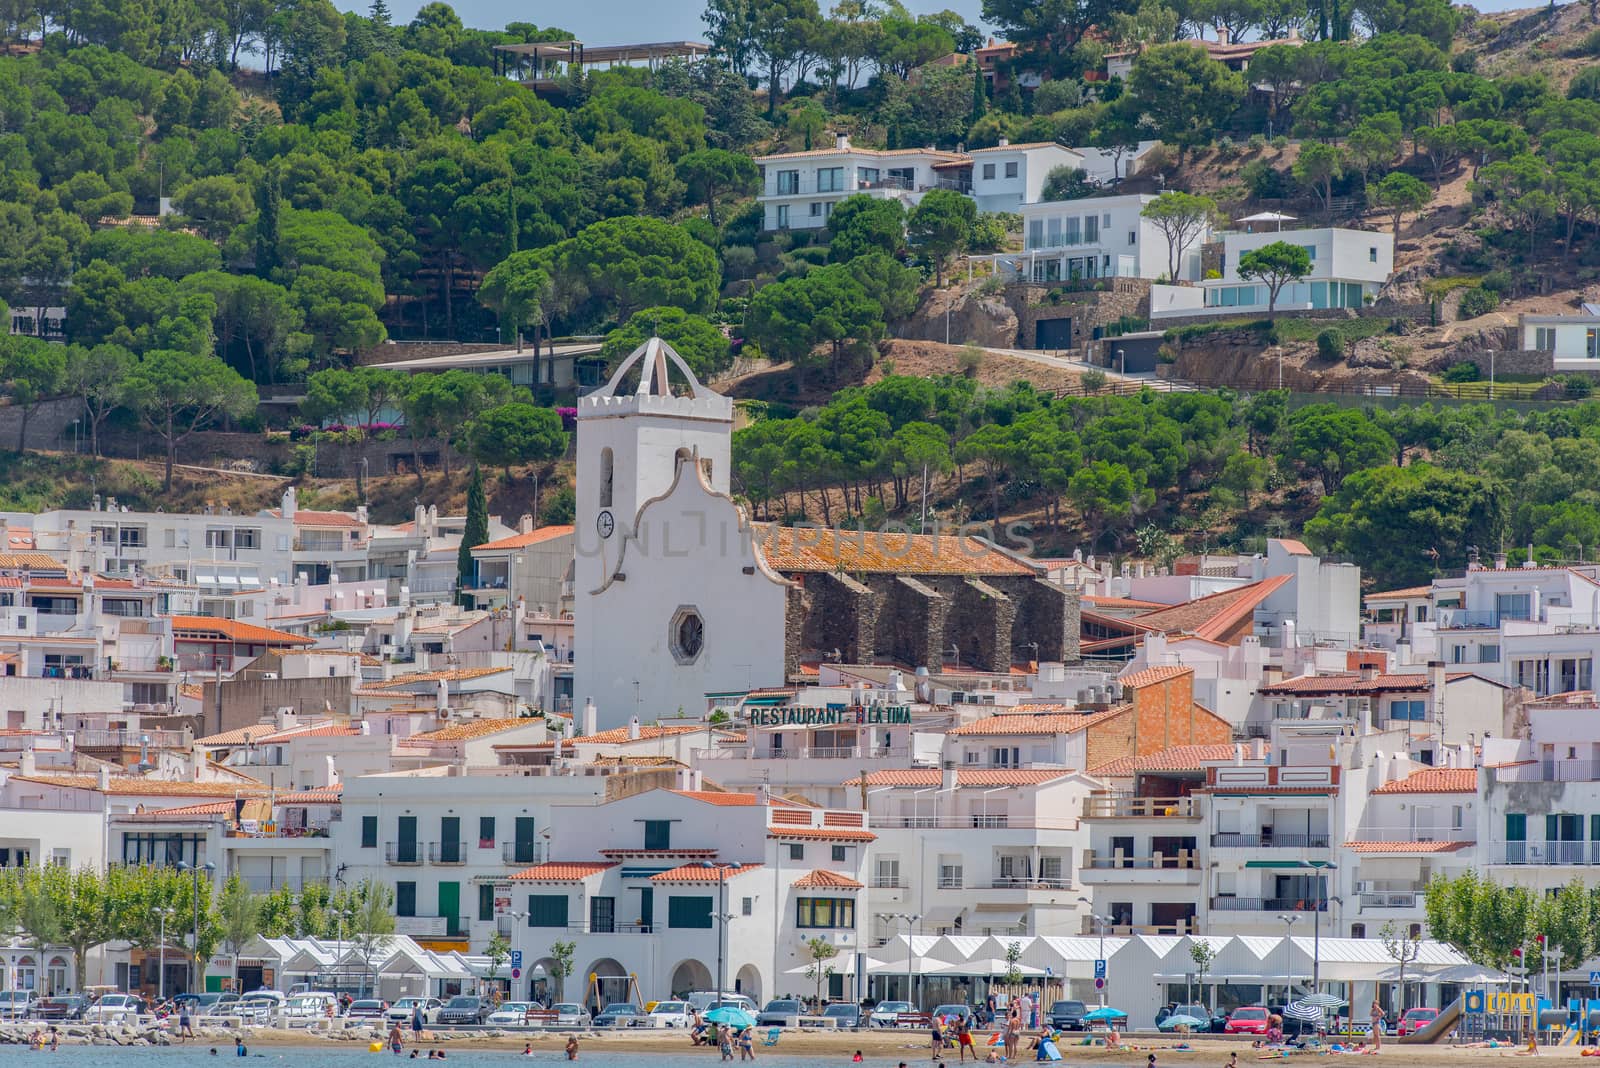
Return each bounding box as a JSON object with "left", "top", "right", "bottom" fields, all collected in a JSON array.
[
  {"left": 1271, "top": 538, "right": 1312, "bottom": 555},
  {"left": 1372, "top": 768, "right": 1478, "bottom": 794},
  {"left": 767, "top": 827, "right": 877, "bottom": 842},
  {"left": 1259, "top": 673, "right": 1432, "bottom": 696},
  {"left": 0, "top": 552, "right": 67, "bottom": 569},
  {"left": 1364, "top": 585, "right": 1434, "bottom": 601},
  {"left": 527, "top": 724, "right": 709, "bottom": 750},
  {"left": 1091, "top": 743, "right": 1243, "bottom": 777},
  {"left": 366, "top": 666, "right": 511, "bottom": 688},
  {"left": 509, "top": 861, "right": 617, "bottom": 881},
  {"left": 792, "top": 869, "right": 864, "bottom": 889},
  {"left": 1116, "top": 665, "right": 1194, "bottom": 690},
  {"left": 195, "top": 724, "right": 279, "bottom": 746},
  {"left": 670, "top": 790, "right": 765, "bottom": 806},
  {"left": 754, "top": 524, "right": 1037, "bottom": 577},
  {"left": 1082, "top": 595, "right": 1167, "bottom": 610},
  {"left": 168, "top": 615, "right": 316, "bottom": 646},
  {"left": 120, "top": 799, "right": 237, "bottom": 820},
  {"left": 10, "top": 774, "right": 267, "bottom": 796},
  {"left": 257, "top": 723, "right": 358, "bottom": 744},
  {"left": 948, "top": 706, "right": 1124, "bottom": 737},
  {"left": 474, "top": 525, "right": 575, "bottom": 551},
  {"left": 1343, "top": 840, "right": 1473, "bottom": 854},
  {"left": 271, "top": 509, "right": 366, "bottom": 528},
  {"left": 407, "top": 719, "right": 536, "bottom": 742},
  {"left": 842, "top": 768, "right": 1073, "bottom": 787},
  {"left": 277, "top": 787, "right": 342, "bottom": 804},
  {"left": 649, "top": 862, "right": 762, "bottom": 882},
  {"left": 1131, "top": 575, "right": 1293, "bottom": 642}
]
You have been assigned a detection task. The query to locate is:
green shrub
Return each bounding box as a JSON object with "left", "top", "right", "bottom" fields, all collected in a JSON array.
[
  {"left": 1566, "top": 374, "right": 1594, "bottom": 398},
  {"left": 1441, "top": 361, "right": 1482, "bottom": 383},
  {"left": 1081, "top": 369, "right": 1108, "bottom": 393},
  {"left": 1270, "top": 135, "right": 1289, "bottom": 150},
  {"left": 1457, "top": 286, "right": 1500, "bottom": 318},
  {"left": 1247, "top": 133, "right": 1267, "bottom": 151},
  {"left": 1572, "top": 28, "right": 1600, "bottom": 55},
  {"left": 1316, "top": 329, "right": 1343, "bottom": 361}
]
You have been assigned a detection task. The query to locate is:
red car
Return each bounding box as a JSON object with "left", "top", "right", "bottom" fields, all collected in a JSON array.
[
  {"left": 1224, "top": 1006, "right": 1271, "bottom": 1035},
  {"left": 1396, "top": 1007, "right": 1439, "bottom": 1036}
]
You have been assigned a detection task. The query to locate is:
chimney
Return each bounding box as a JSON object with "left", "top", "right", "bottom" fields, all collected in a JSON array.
[
  {"left": 1233, "top": 743, "right": 1244, "bottom": 766},
  {"left": 281, "top": 486, "right": 297, "bottom": 522},
  {"left": 835, "top": 133, "right": 850, "bottom": 151},
  {"left": 755, "top": 783, "right": 770, "bottom": 806},
  {"left": 519, "top": 514, "right": 534, "bottom": 535},
  {"left": 997, "top": 137, "right": 1010, "bottom": 147},
  {"left": 1359, "top": 665, "right": 1377, "bottom": 682},
  {"left": 1429, "top": 659, "right": 1445, "bottom": 719},
  {"left": 1216, "top": 25, "right": 1230, "bottom": 44},
  {"left": 1250, "top": 738, "right": 1266, "bottom": 761},
  {"left": 941, "top": 758, "right": 958, "bottom": 792},
  {"left": 627, "top": 716, "right": 640, "bottom": 741},
  {"left": 581, "top": 698, "right": 597, "bottom": 738},
  {"left": 356, "top": 505, "right": 368, "bottom": 525},
  {"left": 98, "top": 765, "right": 111, "bottom": 791},
  {"left": 1283, "top": 619, "right": 1297, "bottom": 651},
  {"left": 1494, "top": 551, "right": 1507, "bottom": 571},
  {"left": 323, "top": 754, "right": 338, "bottom": 787},
  {"left": 358, "top": 720, "right": 371, "bottom": 735},
  {"left": 436, "top": 679, "right": 449, "bottom": 716},
  {"left": 19, "top": 747, "right": 35, "bottom": 777}
]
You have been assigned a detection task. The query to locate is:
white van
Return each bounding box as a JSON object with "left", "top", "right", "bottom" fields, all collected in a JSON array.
[
  {"left": 284, "top": 991, "right": 339, "bottom": 1025},
  {"left": 685, "top": 992, "right": 758, "bottom": 1016}
]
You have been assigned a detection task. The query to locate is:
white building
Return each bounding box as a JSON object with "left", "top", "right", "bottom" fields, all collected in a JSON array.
[
  {"left": 987, "top": 193, "right": 1208, "bottom": 284},
  {"left": 756, "top": 136, "right": 968, "bottom": 231},
  {"left": 1518, "top": 311, "right": 1600, "bottom": 367},
  {"left": 573, "top": 339, "right": 788, "bottom": 729},
  {"left": 501, "top": 786, "right": 870, "bottom": 1008},
  {"left": 1149, "top": 227, "right": 1394, "bottom": 319},
  {"left": 967, "top": 141, "right": 1085, "bottom": 214}
]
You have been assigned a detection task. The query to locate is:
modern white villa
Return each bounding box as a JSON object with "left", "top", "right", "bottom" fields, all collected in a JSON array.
[
  {"left": 1518, "top": 309, "right": 1600, "bottom": 365},
  {"left": 1149, "top": 227, "right": 1395, "bottom": 319},
  {"left": 982, "top": 193, "right": 1211, "bottom": 283}
]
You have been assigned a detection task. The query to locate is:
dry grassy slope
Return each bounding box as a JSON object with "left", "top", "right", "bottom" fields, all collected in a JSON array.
[{"left": 1468, "top": 1, "right": 1599, "bottom": 87}]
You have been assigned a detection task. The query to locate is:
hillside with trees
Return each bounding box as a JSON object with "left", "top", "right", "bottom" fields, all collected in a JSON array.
[{"left": 6, "top": 0, "right": 1600, "bottom": 582}]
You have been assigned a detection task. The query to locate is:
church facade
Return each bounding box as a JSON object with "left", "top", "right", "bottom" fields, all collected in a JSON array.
[{"left": 574, "top": 338, "right": 1080, "bottom": 730}]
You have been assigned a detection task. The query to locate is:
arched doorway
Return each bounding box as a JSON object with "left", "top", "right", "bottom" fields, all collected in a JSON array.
[
  {"left": 670, "top": 959, "right": 713, "bottom": 997},
  {"left": 15, "top": 955, "right": 36, "bottom": 990},
  {"left": 46, "top": 956, "right": 67, "bottom": 995},
  {"left": 584, "top": 957, "right": 629, "bottom": 1014},
  {"left": 735, "top": 964, "right": 762, "bottom": 1005},
  {"left": 528, "top": 957, "right": 559, "bottom": 1004}
]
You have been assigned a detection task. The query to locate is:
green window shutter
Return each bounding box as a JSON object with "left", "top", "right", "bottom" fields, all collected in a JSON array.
[
  {"left": 1506, "top": 813, "right": 1525, "bottom": 841},
  {"left": 527, "top": 894, "right": 569, "bottom": 928},
  {"left": 668, "top": 895, "right": 712, "bottom": 929}
]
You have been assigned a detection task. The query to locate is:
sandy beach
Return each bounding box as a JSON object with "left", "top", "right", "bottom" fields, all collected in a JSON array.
[{"left": 231, "top": 1025, "right": 1597, "bottom": 1066}]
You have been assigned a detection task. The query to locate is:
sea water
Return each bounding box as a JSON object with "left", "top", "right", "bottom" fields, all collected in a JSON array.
[{"left": 0, "top": 1049, "right": 870, "bottom": 1068}]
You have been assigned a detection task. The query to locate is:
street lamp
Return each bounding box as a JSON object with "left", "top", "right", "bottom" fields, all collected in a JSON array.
[
  {"left": 1279, "top": 914, "right": 1301, "bottom": 1010},
  {"left": 1078, "top": 897, "right": 1110, "bottom": 1007},
  {"left": 700, "top": 862, "right": 737, "bottom": 1006},
  {"left": 177, "top": 860, "right": 216, "bottom": 994},
  {"left": 156, "top": 907, "right": 175, "bottom": 1002},
  {"left": 886, "top": 912, "right": 921, "bottom": 1008},
  {"left": 1115, "top": 348, "right": 1125, "bottom": 378}
]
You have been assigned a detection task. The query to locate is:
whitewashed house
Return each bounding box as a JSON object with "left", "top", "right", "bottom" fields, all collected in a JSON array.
[
  {"left": 1149, "top": 227, "right": 1394, "bottom": 319},
  {"left": 984, "top": 193, "right": 1209, "bottom": 283},
  {"left": 756, "top": 136, "right": 967, "bottom": 231}
]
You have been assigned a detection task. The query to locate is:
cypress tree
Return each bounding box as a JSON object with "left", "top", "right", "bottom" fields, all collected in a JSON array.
[{"left": 457, "top": 465, "right": 487, "bottom": 607}]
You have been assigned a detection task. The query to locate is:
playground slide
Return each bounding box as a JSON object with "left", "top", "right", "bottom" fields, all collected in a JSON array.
[{"left": 1397, "top": 998, "right": 1462, "bottom": 1044}]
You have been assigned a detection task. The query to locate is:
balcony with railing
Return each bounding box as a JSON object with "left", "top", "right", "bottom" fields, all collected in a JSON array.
[
  {"left": 236, "top": 874, "right": 330, "bottom": 893},
  {"left": 1084, "top": 795, "right": 1199, "bottom": 819},
  {"left": 890, "top": 816, "right": 1080, "bottom": 830},
  {"left": 429, "top": 841, "right": 467, "bottom": 865},
  {"left": 1494, "top": 840, "right": 1598, "bottom": 865},
  {"left": 1211, "top": 832, "right": 1331, "bottom": 849},
  {"left": 385, "top": 841, "right": 422, "bottom": 865},
  {"left": 989, "top": 876, "right": 1071, "bottom": 890},
  {"left": 1358, "top": 890, "right": 1422, "bottom": 912},
  {"left": 502, "top": 841, "right": 546, "bottom": 866},
  {"left": 1081, "top": 850, "right": 1201, "bottom": 884},
  {"left": 1210, "top": 896, "right": 1328, "bottom": 912}
]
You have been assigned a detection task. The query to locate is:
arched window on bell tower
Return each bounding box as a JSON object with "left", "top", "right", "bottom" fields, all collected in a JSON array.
[{"left": 600, "top": 447, "right": 614, "bottom": 508}]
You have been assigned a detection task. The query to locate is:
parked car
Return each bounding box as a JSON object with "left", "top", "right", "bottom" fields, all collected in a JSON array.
[
  {"left": 213, "top": 993, "right": 242, "bottom": 1015},
  {"left": 0, "top": 990, "right": 38, "bottom": 1020},
  {"left": 83, "top": 994, "right": 146, "bottom": 1024},
  {"left": 932, "top": 1004, "right": 974, "bottom": 1028},
  {"left": 388, "top": 998, "right": 445, "bottom": 1025},
  {"left": 285, "top": 992, "right": 342, "bottom": 1020},
  {"left": 234, "top": 996, "right": 283, "bottom": 1025},
  {"left": 1048, "top": 1001, "right": 1087, "bottom": 1032},
  {"left": 593, "top": 1003, "right": 644, "bottom": 1028},
  {"left": 33, "top": 995, "right": 88, "bottom": 1021},
  {"left": 686, "top": 992, "right": 758, "bottom": 1015},
  {"left": 487, "top": 1002, "right": 535, "bottom": 1026},
  {"left": 648, "top": 1000, "right": 694, "bottom": 1028},
  {"left": 1396, "top": 1007, "right": 1439, "bottom": 1037},
  {"left": 756, "top": 999, "right": 805, "bottom": 1028},
  {"left": 346, "top": 999, "right": 389, "bottom": 1020},
  {"left": 1156, "top": 1004, "right": 1223, "bottom": 1033},
  {"left": 871, "top": 1001, "right": 915, "bottom": 1027},
  {"left": 551, "top": 1003, "right": 590, "bottom": 1027},
  {"left": 822, "top": 1003, "right": 863, "bottom": 1029},
  {"left": 437, "top": 996, "right": 490, "bottom": 1026},
  {"left": 1225, "top": 1007, "right": 1271, "bottom": 1035}
]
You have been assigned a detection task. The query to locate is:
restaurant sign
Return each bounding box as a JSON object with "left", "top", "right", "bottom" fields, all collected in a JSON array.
[{"left": 747, "top": 705, "right": 912, "bottom": 727}]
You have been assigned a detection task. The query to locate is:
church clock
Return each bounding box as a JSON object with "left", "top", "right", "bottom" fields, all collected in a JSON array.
[{"left": 596, "top": 510, "right": 615, "bottom": 539}]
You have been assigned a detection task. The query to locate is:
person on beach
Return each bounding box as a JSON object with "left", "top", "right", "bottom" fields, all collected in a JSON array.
[
  {"left": 388, "top": 1023, "right": 405, "bottom": 1055},
  {"left": 931, "top": 1014, "right": 945, "bottom": 1058},
  {"left": 409, "top": 1052, "right": 419, "bottom": 1059},
  {"left": 1004, "top": 1007, "right": 1021, "bottom": 1061},
  {"left": 49, "top": 1027, "right": 59, "bottom": 1052},
  {"left": 739, "top": 1026, "right": 755, "bottom": 1060},
  {"left": 719, "top": 1026, "right": 733, "bottom": 1061},
  {"left": 180, "top": 1003, "right": 195, "bottom": 1041},
  {"left": 852, "top": 1053, "right": 864, "bottom": 1063},
  {"left": 235, "top": 1038, "right": 247, "bottom": 1057},
  {"left": 1369, "top": 1001, "right": 1384, "bottom": 1051},
  {"left": 412, "top": 1003, "right": 426, "bottom": 1042},
  {"left": 566, "top": 1035, "right": 580, "bottom": 1061},
  {"left": 523, "top": 1043, "right": 533, "bottom": 1056},
  {"left": 957, "top": 1019, "right": 975, "bottom": 1062}
]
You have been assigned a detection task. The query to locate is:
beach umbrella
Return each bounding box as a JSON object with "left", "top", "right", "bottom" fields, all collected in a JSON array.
[
  {"left": 705, "top": 1007, "right": 756, "bottom": 1028},
  {"left": 1083, "top": 1006, "right": 1128, "bottom": 1022},
  {"left": 1299, "top": 993, "right": 1346, "bottom": 1009},
  {"left": 1283, "top": 1001, "right": 1325, "bottom": 1023},
  {"left": 1164, "top": 1014, "right": 1207, "bottom": 1030}
]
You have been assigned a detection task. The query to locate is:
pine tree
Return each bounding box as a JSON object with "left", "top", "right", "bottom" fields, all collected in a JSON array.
[
  {"left": 971, "top": 63, "right": 988, "bottom": 124},
  {"left": 457, "top": 465, "right": 487, "bottom": 607},
  {"left": 369, "top": 0, "right": 392, "bottom": 27},
  {"left": 254, "top": 166, "right": 281, "bottom": 278}
]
